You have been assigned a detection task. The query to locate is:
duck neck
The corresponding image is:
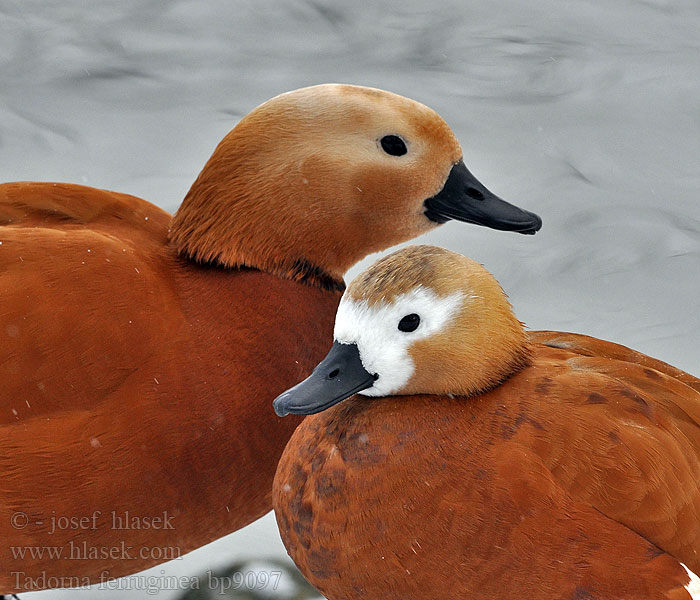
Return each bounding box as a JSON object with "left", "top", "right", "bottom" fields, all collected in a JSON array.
[
  {"left": 168, "top": 164, "right": 346, "bottom": 293},
  {"left": 171, "top": 221, "right": 346, "bottom": 292}
]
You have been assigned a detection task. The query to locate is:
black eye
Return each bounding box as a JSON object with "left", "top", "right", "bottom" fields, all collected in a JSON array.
[
  {"left": 398, "top": 313, "right": 420, "bottom": 332},
  {"left": 380, "top": 135, "right": 407, "bottom": 157}
]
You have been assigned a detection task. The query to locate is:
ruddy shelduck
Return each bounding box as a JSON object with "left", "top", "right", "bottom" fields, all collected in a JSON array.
[
  {"left": 273, "top": 245, "right": 700, "bottom": 600},
  {"left": 0, "top": 85, "right": 541, "bottom": 593}
]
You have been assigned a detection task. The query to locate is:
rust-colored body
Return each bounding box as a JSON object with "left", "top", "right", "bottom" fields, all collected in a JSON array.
[
  {"left": 0, "top": 182, "right": 339, "bottom": 591},
  {"left": 274, "top": 332, "right": 700, "bottom": 600}
]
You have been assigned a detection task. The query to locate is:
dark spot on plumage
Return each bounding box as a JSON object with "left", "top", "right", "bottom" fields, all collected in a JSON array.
[
  {"left": 632, "top": 398, "right": 653, "bottom": 419},
  {"left": 308, "top": 547, "right": 339, "bottom": 580},
  {"left": 17, "top": 205, "right": 86, "bottom": 224},
  {"left": 501, "top": 423, "right": 516, "bottom": 440},
  {"left": 475, "top": 467, "right": 490, "bottom": 481},
  {"left": 336, "top": 431, "right": 386, "bottom": 464},
  {"left": 501, "top": 412, "right": 544, "bottom": 440},
  {"left": 586, "top": 392, "right": 607, "bottom": 405},
  {"left": 643, "top": 367, "right": 662, "bottom": 381},
  {"left": 608, "top": 430, "right": 621, "bottom": 443},
  {"left": 311, "top": 451, "right": 328, "bottom": 473},
  {"left": 288, "top": 486, "right": 303, "bottom": 516},
  {"left": 292, "top": 500, "right": 314, "bottom": 549},
  {"left": 645, "top": 543, "right": 665, "bottom": 559},
  {"left": 526, "top": 415, "right": 544, "bottom": 430},
  {"left": 619, "top": 387, "right": 654, "bottom": 420},
  {"left": 286, "top": 463, "right": 312, "bottom": 545},
  {"left": 297, "top": 502, "right": 314, "bottom": 522},
  {"left": 570, "top": 585, "right": 596, "bottom": 599},
  {"left": 289, "top": 463, "right": 308, "bottom": 490},
  {"left": 315, "top": 470, "right": 345, "bottom": 499},
  {"left": 535, "top": 377, "right": 553, "bottom": 395}
]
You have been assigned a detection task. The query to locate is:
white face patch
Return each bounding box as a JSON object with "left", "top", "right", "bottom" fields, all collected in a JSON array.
[{"left": 334, "top": 287, "right": 463, "bottom": 396}]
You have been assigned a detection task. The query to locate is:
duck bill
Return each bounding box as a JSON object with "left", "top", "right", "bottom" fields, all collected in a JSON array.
[
  {"left": 424, "top": 160, "right": 542, "bottom": 234},
  {"left": 273, "top": 342, "right": 375, "bottom": 417}
]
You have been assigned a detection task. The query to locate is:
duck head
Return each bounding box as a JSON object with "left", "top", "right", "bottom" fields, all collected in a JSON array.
[
  {"left": 169, "top": 85, "right": 541, "bottom": 289},
  {"left": 273, "top": 245, "right": 531, "bottom": 416}
]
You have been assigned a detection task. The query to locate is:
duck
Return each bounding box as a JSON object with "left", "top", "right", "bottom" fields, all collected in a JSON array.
[
  {"left": 272, "top": 244, "right": 700, "bottom": 600},
  {"left": 0, "top": 85, "right": 541, "bottom": 593}
]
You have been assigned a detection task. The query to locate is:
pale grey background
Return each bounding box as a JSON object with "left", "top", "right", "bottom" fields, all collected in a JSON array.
[{"left": 2, "top": 0, "right": 699, "bottom": 598}]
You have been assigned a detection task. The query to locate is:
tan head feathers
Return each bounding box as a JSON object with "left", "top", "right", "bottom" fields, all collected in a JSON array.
[
  {"left": 347, "top": 245, "right": 489, "bottom": 305},
  {"left": 339, "top": 245, "right": 531, "bottom": 397}
]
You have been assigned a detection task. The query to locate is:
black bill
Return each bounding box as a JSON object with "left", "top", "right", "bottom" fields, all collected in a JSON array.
[
  {"left": 424, "top": 160, "right": 542, "bottom": 234},
  {"left": 273, "top": 342, "right": 376, "bottom": 417}
]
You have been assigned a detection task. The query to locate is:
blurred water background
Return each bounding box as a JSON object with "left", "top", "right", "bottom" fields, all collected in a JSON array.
[{"left": 1, "top": 0, "right": 699, "bottom": 598}]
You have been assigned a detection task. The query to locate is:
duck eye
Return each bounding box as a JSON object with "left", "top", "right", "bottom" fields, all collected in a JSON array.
[
  {"left": 398, "top": 313, "right": 420, "bottom": 332},
  {"left": 380, "top": 135, "right": 407, "bottom": 157}
]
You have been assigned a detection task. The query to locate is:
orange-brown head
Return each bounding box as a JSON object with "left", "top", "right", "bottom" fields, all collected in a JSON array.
[
  {"left": 273, "top": 245, "right": 531, "bottom": 415},
  {"left": 169, "top": 84, "right": 541, "bottom": 289}
]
